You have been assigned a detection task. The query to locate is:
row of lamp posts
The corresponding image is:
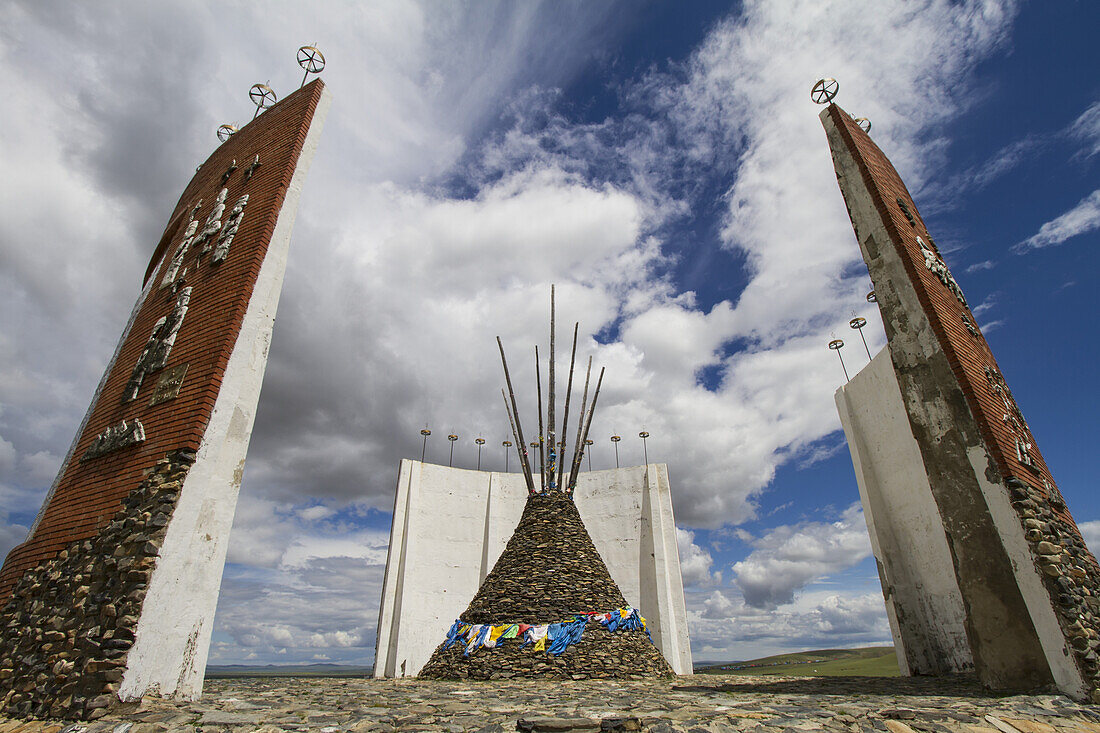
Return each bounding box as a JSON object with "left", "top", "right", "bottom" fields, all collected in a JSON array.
[
  {"left": 828, "top": 294, "right": 876, "bottom": 383},
  {"left": 418, "top": 428, "right": 653, "bottom": 470}
]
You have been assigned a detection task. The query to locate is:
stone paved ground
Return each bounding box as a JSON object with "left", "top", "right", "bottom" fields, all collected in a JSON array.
[{"left": 2, "top": 674, "right": 1100, "bottom": 733}]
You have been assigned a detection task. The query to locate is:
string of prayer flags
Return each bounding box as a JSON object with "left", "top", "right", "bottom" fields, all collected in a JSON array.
[{"left": 437, "top": 607, "right": 652, "bottom": 657}]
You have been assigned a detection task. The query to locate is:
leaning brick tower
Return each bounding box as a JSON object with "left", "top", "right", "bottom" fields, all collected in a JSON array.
[
  {"left": 0, "top": 79, "right": 331, "bottom": 719},
  {"left": 819, "top": 82, "right": 1100, "bottom": 701}
]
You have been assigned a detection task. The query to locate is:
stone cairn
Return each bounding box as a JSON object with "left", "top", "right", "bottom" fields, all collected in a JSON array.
[
  {"left": 420, "top": 286, "right": 673, "bottom": 680},
  {"left": 0, "top": 449, "right": 194, "bottom": 720},
  {"left": 1006, "top": 477, "right": 1100, "bottom": 701}
]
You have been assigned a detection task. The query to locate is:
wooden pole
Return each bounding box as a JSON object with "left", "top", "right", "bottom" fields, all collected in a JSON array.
[
  {"left": 568, "top": 356, "right": 593, "bottom": 491},
  {"left": 498, "top": 337, "right": 535, "bottom": 493},
  {"left": 547, "top": 285, "right": 557, "bottom": 490},
  {"left": 535, "top": 345, "right": 545, "bottom": 493},
  {"left": 556, "top": 322, "right": 578, "bottom": 492},
  {"left": 570, "top": 366, "right": 605, "bottom": 492}
]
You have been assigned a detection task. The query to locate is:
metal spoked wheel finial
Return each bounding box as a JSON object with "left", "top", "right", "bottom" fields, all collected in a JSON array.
[
  {"left": 297, "top": 45, "right": 326, "bottom": 87},
  {"left": 854, "top": 117, "right": 871, "bottom": 133},
  {"left": 811, "top": 78, "right": 839, "bottom": 105},
  {"left": 217, "top": 124, "right": 238, "bottom": 143},
  {"left": 249, "top": 83, "right": 277, "bottom": 119}
]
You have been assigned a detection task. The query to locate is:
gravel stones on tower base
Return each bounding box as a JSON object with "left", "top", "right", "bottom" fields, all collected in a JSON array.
[{"left": 419, "top": 492, "right": 674, "bottom": 680}]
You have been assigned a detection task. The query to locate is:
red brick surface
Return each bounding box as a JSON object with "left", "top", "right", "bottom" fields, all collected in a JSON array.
[
  {"left": 826, "top": 104, "right": 1081, "bottom": 533},
  {"left": 0, "top": 80, "right": 326, "bottom": 601}
]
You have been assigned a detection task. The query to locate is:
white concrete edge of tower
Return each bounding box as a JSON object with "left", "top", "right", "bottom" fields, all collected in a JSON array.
[
  {"left": 967, "top": 445, "right": 1088, "bottom": 699},
  {"left": 119, "top": 85, "right": 333, "bottom": 701}
]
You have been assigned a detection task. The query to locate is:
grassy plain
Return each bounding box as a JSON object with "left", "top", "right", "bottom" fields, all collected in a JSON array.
[{"left": 696, "top": 646, "right": 900, "bottom": 677}]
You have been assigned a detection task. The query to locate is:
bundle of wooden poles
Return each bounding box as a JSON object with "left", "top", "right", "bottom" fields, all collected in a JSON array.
[{"left": 497, "top": 285, "right": 604, "bottom": 495}]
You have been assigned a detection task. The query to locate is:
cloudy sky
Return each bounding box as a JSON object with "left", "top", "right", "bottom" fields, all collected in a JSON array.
[{"left": 1, "top": 0, "right": 1098, "bottom": 667}]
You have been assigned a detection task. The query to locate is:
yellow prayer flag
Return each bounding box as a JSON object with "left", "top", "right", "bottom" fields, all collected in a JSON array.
[{"left": 534, "top": 636, "right": 546, "bottom": 652}]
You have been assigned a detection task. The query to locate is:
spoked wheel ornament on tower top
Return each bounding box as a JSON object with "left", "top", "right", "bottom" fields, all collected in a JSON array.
[
  {"left": 811, "top": 78, "right": 838, "bottom": 104},
  {"left": 297, "top": 45, "right": 326, "bottom": 88}
]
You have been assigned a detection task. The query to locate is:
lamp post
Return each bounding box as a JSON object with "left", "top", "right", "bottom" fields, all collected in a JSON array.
[
  {"left": 448, "top": 433, "right": 458, "bottom": 467},
  {"left": 849, "top": 316, "right": 871, "bottom": 359},
  {"left": 828, "top": 338, "right": 850, "bottom": 381},
  {"left": 611, "top": 435, "right": 621, "bottom": 469},
  {"left": 639, "top": 431, "right": 650, "bottom": 466},
  {"left": 420, "top": 428, "right": 431, "bottom": 463},
  {"left": 585, "top": 439, "right": 593, "bottom": 471},
  {"left": 476, "top": 437, "right": 485, "bottom": 470},
  {"left": 502, "top": 440, "right": 512, "bottom": 472}
]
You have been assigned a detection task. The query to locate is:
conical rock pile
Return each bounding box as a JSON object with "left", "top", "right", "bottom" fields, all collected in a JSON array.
[{"left": 419, "top": 492, "right": 673, "bottom": 680}]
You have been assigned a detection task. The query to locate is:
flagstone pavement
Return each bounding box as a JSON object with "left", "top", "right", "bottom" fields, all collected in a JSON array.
[{"left": 2, "top": 674, "right": 1100, "bottom": 733}]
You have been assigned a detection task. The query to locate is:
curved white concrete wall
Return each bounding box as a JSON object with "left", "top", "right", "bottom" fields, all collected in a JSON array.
[{"left": 375, "top": 461, "right": 692, "bottom": 677}]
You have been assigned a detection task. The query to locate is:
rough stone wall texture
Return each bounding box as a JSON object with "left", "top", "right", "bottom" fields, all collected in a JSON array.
[
  {"left": 420, "top": 493, "right": 673, "bottom": 680},
  {"left": 0, "top": 80, "right": 327, "bottom": 719},
  {"left": 0, "top": 450, "right": 193, "bottom": 720},
  {"left": 823, "top": 103, "right": 1100, "bottom": 700},
  {"left": 0, "top": 80, "right": 327, "bottom": 599}
]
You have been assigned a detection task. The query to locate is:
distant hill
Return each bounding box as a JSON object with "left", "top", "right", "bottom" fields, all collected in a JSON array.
[
  {"left": 695, "top": 646, "right": 899, "bottom": 677},
  {"left": 206, "top": 663, "right": 373, "bottom": 678}
]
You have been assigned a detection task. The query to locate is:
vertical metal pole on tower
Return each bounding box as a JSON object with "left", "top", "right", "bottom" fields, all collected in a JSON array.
[
  {"left": 850, "top": 316, "right": 871, "bottom": 359},
  {"left": 420, "top": 428, "right": 431, "bottom": 463},
  {"left": 829, "top": 339, "right": 850, "bottom": 381},
  {"left": 476, "top": 438, "right": 485, "bottom": 470},
  {"left": 611, "top": 435, "right": 621, "bottom": 468},
  {"left": 639, "top": 431, "right": 650, "bottom": 466},
  {"left": 448, "top": 434, "right": 458, "bottom": 467},
  {"left": 585, "top": 439, "right": 593, "bottom": 471},
  {"left": 503, "top": 440, "right": 512, "bottom": 472}
]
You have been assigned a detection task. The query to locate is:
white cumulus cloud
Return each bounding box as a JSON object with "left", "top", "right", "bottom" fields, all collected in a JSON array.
[{"left": 732, "top": 503, "right": 872, "bottom": 609}]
